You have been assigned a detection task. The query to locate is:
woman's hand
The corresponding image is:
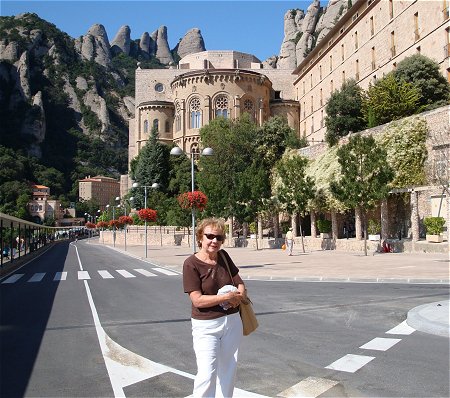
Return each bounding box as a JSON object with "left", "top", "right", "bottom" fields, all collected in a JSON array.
[{"left": 226, "top": 291, "right": 243, "bottom": 308}]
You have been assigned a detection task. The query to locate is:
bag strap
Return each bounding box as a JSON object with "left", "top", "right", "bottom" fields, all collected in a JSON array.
[{"left": 219, "top": 250, "right": 235, "bottom": 287}]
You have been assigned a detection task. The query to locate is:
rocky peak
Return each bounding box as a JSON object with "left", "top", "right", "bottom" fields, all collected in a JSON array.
[
  {"left": 315, "top": 0, "right": 349, "bottom": 42},
  {"left": 153, "top": 25, "right": 174, "bottom": 64},
  {"left": 175, "top": 28, "right": 206, "bottom": 59},
  {"left": 111, "top": 25, "right": 131, "bottom": 56},
  {"left": 75, "top": 23, "right": 111, "bottom": 67}
]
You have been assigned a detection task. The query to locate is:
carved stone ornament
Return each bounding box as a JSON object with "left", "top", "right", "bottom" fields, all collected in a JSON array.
[
  {"left": 192, "top": 85, "right": 197, "bottom": 92},
  {"left": 220, "top": 83, "right": 225, "bottom": 90}
]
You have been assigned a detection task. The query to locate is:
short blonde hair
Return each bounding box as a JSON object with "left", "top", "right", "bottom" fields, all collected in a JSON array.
[{"left": 196, "top": 218, "right": 226, "bottom": 247}]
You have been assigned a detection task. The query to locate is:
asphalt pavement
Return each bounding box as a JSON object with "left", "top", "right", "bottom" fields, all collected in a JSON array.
[{"left": 89, "top": 238, "right": 449, "bottom": 338}]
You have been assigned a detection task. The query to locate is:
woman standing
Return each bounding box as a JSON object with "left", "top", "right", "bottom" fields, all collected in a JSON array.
[{"left": 183, "top": 217, "right": 246, "bottom": 397}]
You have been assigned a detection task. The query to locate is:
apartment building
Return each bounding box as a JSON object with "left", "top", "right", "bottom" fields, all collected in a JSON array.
[
  {"left": 78, "top": 175, "right": 120, "bottom": 209},
  {"left": 293, "top": 0, "right": 450, "bottom": 143}
]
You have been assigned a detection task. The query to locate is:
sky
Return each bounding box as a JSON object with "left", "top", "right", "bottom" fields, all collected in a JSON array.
[{"left": 1, "top": 0, "right": 328, "bottom": 61}]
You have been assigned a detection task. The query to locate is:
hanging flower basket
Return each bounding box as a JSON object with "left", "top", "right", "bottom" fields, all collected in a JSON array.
[
  {"left": 138, "top": 208, "right": 157, "bottom": 222},
  {"left": 85, "top": 222, "right": 96, "bottom": 229},
  {"left": 177, "top": 191, "right": 208, "bottom": 212},
  {"left": 96, "top": 221, "right": 109, "bottom": 230},
  {"left": 109, "top": 219, "right": 122, "bottom": 229},
  {"left": 118, "top": 215, "right": 134, "bottom": 225}
]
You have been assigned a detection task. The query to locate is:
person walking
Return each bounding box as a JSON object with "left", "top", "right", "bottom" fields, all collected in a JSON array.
[
  {"left": 183, "top": 217, "right": 246, "bottom": 398},
  {"left": 285, "top": 227, "right": 294, "bottom": 256}
]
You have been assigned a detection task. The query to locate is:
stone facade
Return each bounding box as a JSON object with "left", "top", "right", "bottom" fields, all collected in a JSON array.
[
  {"left": 128, "top": 50, "right": 299, "bottom": 170},
  {"left": 293, "top": 0, "right": 450, "bottom": 143}
]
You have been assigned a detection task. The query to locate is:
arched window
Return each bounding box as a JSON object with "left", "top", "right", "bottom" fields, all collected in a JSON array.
[
  {"left": 190, "top": 97, "right": 202, "bottom": 128},
  {"left": 165, "top": 120, "right": 170, "bottom": 133},
  {"left": 153, "top": 119, "right": 159, "bottom": 132},
  {"left": 243, "top": 98, "right": 255, "bottom": 121},
  {"left": 143, "top": 120, "right": 148, "bottom": 134},
  {"left": 175, "top": 103, "right": 181, "bottom": 132},
  {"left": 215, "top": 95, "right": 229, "bottom": 118}
]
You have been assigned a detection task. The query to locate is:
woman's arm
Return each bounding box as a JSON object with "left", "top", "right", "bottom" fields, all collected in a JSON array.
[{"left": 189, "top": 289, "right": 242, "bottom": 308}]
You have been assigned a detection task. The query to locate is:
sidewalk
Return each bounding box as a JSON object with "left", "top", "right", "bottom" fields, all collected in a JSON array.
[{"left": 90, "top": 238, "right": 449, "bottom": 337}]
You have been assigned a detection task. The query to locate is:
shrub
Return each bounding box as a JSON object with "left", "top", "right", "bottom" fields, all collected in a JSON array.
[
  {"left": 367, "top": 219, "right": 381, "bottom": 235},
  {"left": 317, "top": 218, "right": 332, "bottom": 233},
  {"left": 423, "top": 217, "right": 445, "bottom": 235}
]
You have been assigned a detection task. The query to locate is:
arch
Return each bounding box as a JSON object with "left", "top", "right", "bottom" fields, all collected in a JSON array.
[
  {"left": 213, "top": 93, "right": 230, "bottom": 119},
  {"left": 241, "top": 95, "right": 256, "bottom": 122},
  {"left": 188, "top": 96, "right": 202, "bottom": 129},
  {"left": 153, "top": 119, "right": 159, "bottom": 132},
  {"left": 143, "top": 120, "right": 149, "bottom": 134}
]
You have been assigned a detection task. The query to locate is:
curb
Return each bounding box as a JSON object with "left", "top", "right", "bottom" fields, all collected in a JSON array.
[{"left": 407, "top": 300, "right": 450, "bottom": 337}]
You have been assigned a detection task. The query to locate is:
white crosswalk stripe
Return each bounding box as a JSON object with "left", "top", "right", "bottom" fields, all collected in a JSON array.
[
  {"left": 152, "top": 267, "right": 178, "bottom": 276},
  {"left": 78, "top": 270, "right": 90, "bottom": 280},
  {"left": 2, "top": 274, "right": 25, "bottom": 284},
  {"left": 360, "top": 337, "right": 401, "bottom": 351},
  {"left": 54, "top": 272, "right": 67, "bottom": 281},
  {"left": 116, "top": 270, "right": 135, "bottom": 278},
  {"left": 28, "top": 273, "right": 46, "bottom": 282},
  {"left": 134, "top": 268, "right": 157, "bottom": 277},
  {"left": 325, "top": 354, "right": 375, "bottom": 373},
  {"left": 98, "top": 270, "right": 114, "bottom": 279}
]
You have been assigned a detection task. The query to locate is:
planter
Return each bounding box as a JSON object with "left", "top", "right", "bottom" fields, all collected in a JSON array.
[
  {"left": 320, "top": 232, "right": 332, "bottom": 239},
  {"left": 368, "top": 234, "right": 381, "bottom": 241},
  {"left": 426, "top": 234, "right": 443, "bottom": 243}
]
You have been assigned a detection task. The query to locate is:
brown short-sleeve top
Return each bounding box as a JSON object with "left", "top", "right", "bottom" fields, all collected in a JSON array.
[{"left": 183, "top": 249, "right": 240, "bottom": 320}]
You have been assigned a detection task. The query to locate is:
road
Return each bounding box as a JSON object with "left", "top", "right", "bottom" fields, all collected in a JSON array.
[{"left": 1, "top": 240, "right": 448, "bottom": 397}]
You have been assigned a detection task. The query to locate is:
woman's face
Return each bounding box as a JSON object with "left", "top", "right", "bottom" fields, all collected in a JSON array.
[{"left": 201, "top": 225, "right": 224, "bottom": 253}]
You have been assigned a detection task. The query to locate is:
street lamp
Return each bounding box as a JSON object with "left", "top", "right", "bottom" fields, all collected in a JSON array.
[
  {"left": 132, "top": 182, "right": 159, "bottom": 258},
  {"left": 170, "top": 146, "right": 214, "bottom": 252},
  {"left": 106, "top": 196, "right": 120, "bottom": 247}
]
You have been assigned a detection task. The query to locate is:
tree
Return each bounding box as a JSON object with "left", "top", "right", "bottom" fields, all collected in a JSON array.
[
  {"left": 198, "top": 115, "right": 260, "bottom": 221},
  {"left": 362, "top": 73, "right": 421, "bottom": 127},
  {"left": 330, "top": 134, "right": 394, "bottom": 255},
  {"left": 325, "top": 79, "right": 366, "bottom": 146},
  {"left": 131, "top": 127, "right": 170, "bottom": 209},
  {"left": 274, "top": 152, "right": 316, "bottom": 244},
  {"left": 394, "top": 54, "right": 450, "bottom": 111}
]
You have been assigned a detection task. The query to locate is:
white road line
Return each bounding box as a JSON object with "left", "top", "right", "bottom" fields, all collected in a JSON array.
[
  {"left": 98, "top": 270, "right": 114, "bottom": 279},
  {"left": 78, "top": 270, "right": 90, "bottom": 280},
  {"left": 28, "top": 273, "right": 46, "bottom": 282},
  {"left": 134, "top": 268, "right": 157, "bottom": 277},
  {"left": 1, "top": 273, "right": 24, "bottom": 284},
  {"left": 325, "top": 354, "right": 375, "bottom": 373},
  {"left": 360, "top": 337, "right": 401, "bottom": 351},
  {"left": 152, "top": 267, "right": 178, "bottom": 276},
  {"left": 54, "top": 272, "right": 67, "bottom": 281},
  {"left": 277, "top": 376, "right": 339, "bottom": 398},
  {"left": 116, "top": 269, "right": 136, "bottom": 278},
  {"left": 386, "top": 320, "right": 416, "bottom": 335}
]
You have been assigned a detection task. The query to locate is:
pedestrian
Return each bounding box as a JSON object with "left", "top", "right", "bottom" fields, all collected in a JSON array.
[
  {"left": 183, "top": 217, "right": 246, "bottom": 398},
  {"left": 285, "top": 227, "right": 294, "bottom": 256}
]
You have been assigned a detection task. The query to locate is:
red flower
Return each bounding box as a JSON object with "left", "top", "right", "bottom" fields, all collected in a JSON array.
[
  {"left": 118, "top": 215, "right": 134, "bottom": 225},
  {"left": 85, "top": 222, "right": 96, "bottom": 229},
  {"left": 138, "top": 208, "right": 157, "bottom": 222},
  {"left": 96, "top": 221, "right": 109, "bottom": 229},
  {"left": 109, "top": 219, "right": 122, "bottom": 229},
  {"left": 177, "top": 191, "right": 208, "bottom": 212}
]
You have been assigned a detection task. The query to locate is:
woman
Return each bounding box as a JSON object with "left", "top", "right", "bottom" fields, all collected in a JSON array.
[{"left": 183, "top": 217, "right": 246, "bottom": 398}]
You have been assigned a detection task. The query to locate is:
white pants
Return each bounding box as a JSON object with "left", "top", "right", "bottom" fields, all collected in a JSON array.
[
  {"left": 191, "top": 312, "right": 243, "bottom": 398},
  {"left": 286, "top": 239, "right": 293, "bottom": 255}
]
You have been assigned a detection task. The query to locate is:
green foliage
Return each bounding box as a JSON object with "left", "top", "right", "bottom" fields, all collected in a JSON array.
[
  {"left": 316, "top": 218, "right": 332, "bottom": 233},
  {"left": 394, "top": 54, "right": 450, "bottom": 111},
  {"left": 325, "top": 79, "right": 366, "bottom": 146},
  {"left": 367, "top": 219, "right": 381, "bottom": 235},
  {"left": 376, "top": 117, "right": 428, "bottom": 187},
  {"left": 362, "top": 73, "right": 421, "bottom": 127},
  {"left": 199, "top": 115, "right": 263, "bottom": 221},
  {"left": 330, "top": 134, "right": 394, "bottom": 210},
  {"left": 423, "top": 216, "right": 445, "bottom": 235},
  {"left": 274, "top": 151, "right": 316, "bottom": 216}
]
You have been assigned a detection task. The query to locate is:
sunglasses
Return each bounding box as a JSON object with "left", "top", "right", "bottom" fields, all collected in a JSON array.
[{"left": 204, "top": 233, "right": 225, "bottom": 242}]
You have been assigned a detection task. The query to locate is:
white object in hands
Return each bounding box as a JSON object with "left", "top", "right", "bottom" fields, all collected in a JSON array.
[{"left": 217, "top": 284, "right": 238, "bottom": 310}]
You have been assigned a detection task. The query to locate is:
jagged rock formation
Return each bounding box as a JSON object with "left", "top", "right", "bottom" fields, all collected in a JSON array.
[
  {"left": 315, "top": 0, "right": 349, "bottom": 42},
  {"left": 21, "top": 91, "right": 46, "bottom": 157},
  {"left": 175, "top": 28, "right": 206, "bottom": 59},
  {"left": 139, "top": 32, "right": 155, "bottom": 59},
  {"left": 111, "top": 25, "right": 131, "bottom": 56},
  {"left": 153, "top": 26, "right": 174, "bottom": 64},
  {"left": 75, "top": 23, "right": 111, "bottom": 67},
  {"left": 269, "top": 0, "right": 347, "bottom": 69}
]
